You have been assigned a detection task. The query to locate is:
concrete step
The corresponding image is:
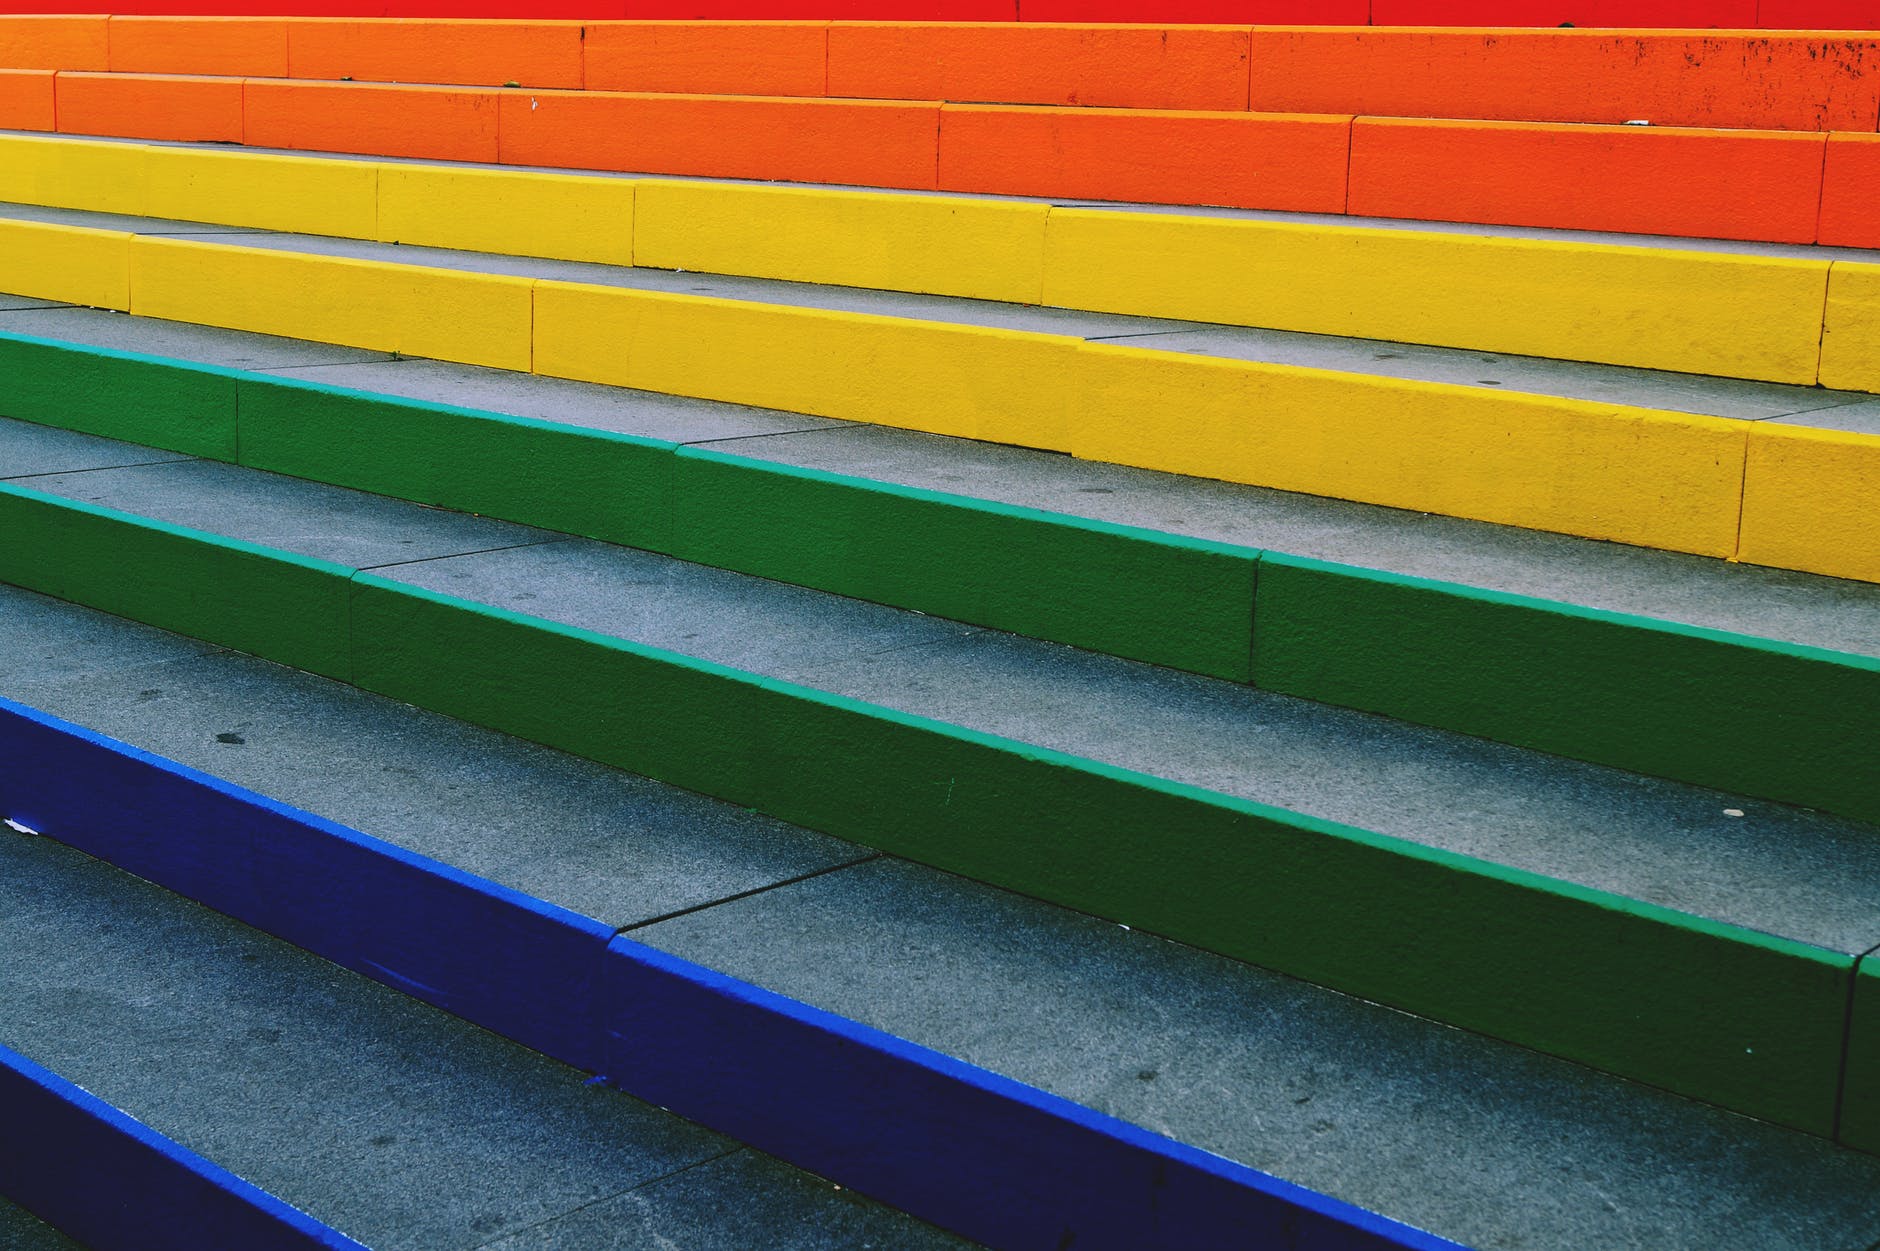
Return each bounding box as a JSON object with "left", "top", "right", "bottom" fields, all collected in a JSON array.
[
  {"left": 4, "top": 132, "right": 1877, "bottom": 385},
  {"left": 0, "top": 190, "right": 1875, "bottom": 583},
  {"left": 0, "top": 58, "right": 1874, "bottom": 243},
  {"left": 3, "top": 288, "right": 1876, "bottom": 823},
  {"left": 0, "top": 1196, "right": 79, "bottom": 1250},
  {"left": 6, "top": 583, "right": 1880, "bottom": 1250},
  {"left": 9, "top": 20, "right": 1878, "bottom": 133},
  {"left": 2, "top": 408, "right": 1876, "bottom": 1146},
  {"left": 0, "top": 817, "right": 976, "bottom": 1250}
]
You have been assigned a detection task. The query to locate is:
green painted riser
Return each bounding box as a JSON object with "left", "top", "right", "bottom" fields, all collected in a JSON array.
[
  {"left": 0, "top": 485, "right": 351, "bottom": 679},
  {"left": 2, "top": 331, "right": 1877, "bottom": 825},
  {"left": 0, "top": 335, "right": 239, "bottom": 460},
  {"left": 1254, "top": 554, "right": 1880, "bottom": 826},
  {"left": 349, "top": 575, "right": 1849, "bottom": 1137},
  {"left": 1843, "top": 961, "right": 1880, "bottom": 1152},
  {"left": 0, "top": 485, "right": 1851, "bottom": 1133},
  {"left": 671, "top": 448, "right": 1257, "bottom": 680},
  {"left": 0, "top": 332, "right": 1249, "bottom": 681},
  {"left": 237, "top": 383, "right": 677, "bottom": 555}
]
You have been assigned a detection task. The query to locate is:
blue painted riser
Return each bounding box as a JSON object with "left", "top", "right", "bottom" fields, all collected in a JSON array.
[{"left": 0, "top": 694, "right": 1463, "bottom": 1251}]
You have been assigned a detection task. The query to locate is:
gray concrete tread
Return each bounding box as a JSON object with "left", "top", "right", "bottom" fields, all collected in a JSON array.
[
  {"left": 0, "top": 830, "right": 970, "bottom": 1251},
  {"left": 5, "top": 588, "right": 1878, "bottom": 1251},
  {"left": 634, "top": 857, "right": 1880, "bottom": 1251},
  {"left": 2, "top": 427, "right": 1876, "bottom": 954},
  {"left": 0, "top": 1198, "right": 81, "bottom": 1250},
  {"left": 26, "top": 130, "right": 1880, "bottom": 266},
  {"left": 1, "top": 312, "right": 1875, "bottom": 662},
  {"left": 0, "top": 198, "right": 1871, "bottom": 422}
]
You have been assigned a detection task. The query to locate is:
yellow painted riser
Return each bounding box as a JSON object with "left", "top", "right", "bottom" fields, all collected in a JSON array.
[
  {"left": 1043, "top": 210, "right": 1831, "bottom": 387},
  {"left": 0, "top": 132, "right": 1868, "bottom": 391},
  {"left": 133, "top": 238, "right": 534, "bottom": 372},
  {"left": 1741, "top": 426, "right": 1880, "bottom": 588},
  {"left": 0, "top": 222, "right": 1873, "bottom": 583},
  {"left": 0, "top": 218, "right": 130, "bottom": 309}
]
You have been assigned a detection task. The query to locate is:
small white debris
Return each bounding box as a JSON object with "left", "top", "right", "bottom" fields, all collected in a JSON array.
[
  {"left": 530, "top": 97, "right": 539, "bottom": 111},
  {"left": 4, "top": 818, "right": 39, "bottom": 836},
  {"left": 1723, "top": 808, "right": 1745, "bottom": 818},
  {"left": 1624, "top": 119, "right": 1652, "bottom": 126}
]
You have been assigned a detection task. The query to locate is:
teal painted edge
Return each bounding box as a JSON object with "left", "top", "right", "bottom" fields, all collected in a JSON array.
[
  {"left": 1253, "top": 550, "right": 1880, "bottom": 825},
  {"left": 244, "top": 370, "right": 678, "bottom": 459},
  {"left": 1841, "top": 954, "right": 1880, "bottom": 1152},
  {"left": 348, "top": 571, "right": 1851, "bottom": 1135},
  {"left": 673, "top": 446, "right": 1259, "bottom": 680},
  {"left": 0, "top": 475, "right": 1849, "bottom": 1121},
  {"left": 0, "top": 482, "right": 355, "bottom": 679},
  {"left": 1258, "top": 550, "right": 1880, "bottom": 668},
  {"left": 232, "top": 373, "right": 679, "bottom": 552},
  {"left": 346, "top": 571, "right": 1838, "bottom": 957},
  {"left": 0, "top": 328, "right": 1262, "bottom": 680},
  {"left": 7, "top": 327, "right": 1872, "bottom": 808},
  {"left": 676, "top": 444, "right": 1256, "bottom": 562},
  {"left": 0, "top": 331, "right": 244, "bottom": 460}
]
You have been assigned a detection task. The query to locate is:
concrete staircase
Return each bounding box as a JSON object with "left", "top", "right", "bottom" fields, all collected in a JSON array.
[{"left": 2, "top": 14, "right": 1879, "bottom": 1250}]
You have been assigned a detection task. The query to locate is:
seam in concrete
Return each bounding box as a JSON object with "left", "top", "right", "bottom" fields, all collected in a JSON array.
[
  {"left": 140, "top": 226, "right": 255, "bottom": 237},
  {"left": 1817, "top": 259, "right": 1837, "bottom": 387},
  {"left": 2, "top": 456, "right": 201, "bottom": 482},
  {"left": 1342, "top": 115, "right": 1355, "bottom": 216},
  {"left": 1812, "top": 134, "right": 1831, "bottom": 253},
  {"left": 675, "top": 423, "right": 858, "bottom": 448},
  {"left": 1728, "top": 425, "right": 1753, "bottom": 566},
  {"left": 1834, "top": 940, "right": 1880, "bottom": 1143},
  {"left": 1243, "top": 28, "right": 1257, "bottom": 116},
  {"left": 1758, "top": 393, "right": 1878, "bottom": 422},
  {"left": 353, "top": 537, "right": 570, "bottom": 574},
  {"left": 254, "top": 359, "right": 411, "bottom": 374},
  {"left": 463, "top": 1148, "right": 747, "bottom": 1251},
  {"left": 1245, "top": 550, "right": 1268, "bottom": 683},
  {"left": 616, "top": 853, "right": 886, "bottom": 936}
]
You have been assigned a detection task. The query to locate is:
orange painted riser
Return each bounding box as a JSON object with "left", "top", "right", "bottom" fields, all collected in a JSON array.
[
  {"left": 13, "top": 71, "right": 1864, "bottom": 246},
  {"left": 285, "top": 19, "right": 585, "bottom": 88},
  {"left": 0, "top": 67, "right": 52, "bottom": 130},
  {"left": 826, "top": 22, "right": 1252, "bottom": 111},
  {"left": 1349, "top": 118, "right": 1828, "bottom": 245},
  {"left": 246, "top": 78, "right": 501, "bottom": 162},
  {"left": 938, "top": 105, "right": 1351, "bottom": 213},
  {"left": 7, "top": 20, "right": 1879, "bottom": 123},
  {"left": 499, "top": 89, "right": 942, "bottom": 189},
  {"left": 109, "top": 17, "right": 291, "bottom": 77},
  {"left": 1820, "top": 135, "right": 1880, "bottom": 250},
  {"left": 1249, "top": 30, "right": 1880, "bottom": 132},
  {"left": 584, "top": 21, "right": 827, "bottom": 96},
  {"left": 0, "top": 16, "right": 104, "bottom": 70},
  {"left": 57, "top": 71, "right": 245, "bottom": 143}
]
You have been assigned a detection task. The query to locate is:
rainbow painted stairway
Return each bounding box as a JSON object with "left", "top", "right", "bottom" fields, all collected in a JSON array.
[{"left": 2, "top": 11, "right": 1880, "bottom": 1251}]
